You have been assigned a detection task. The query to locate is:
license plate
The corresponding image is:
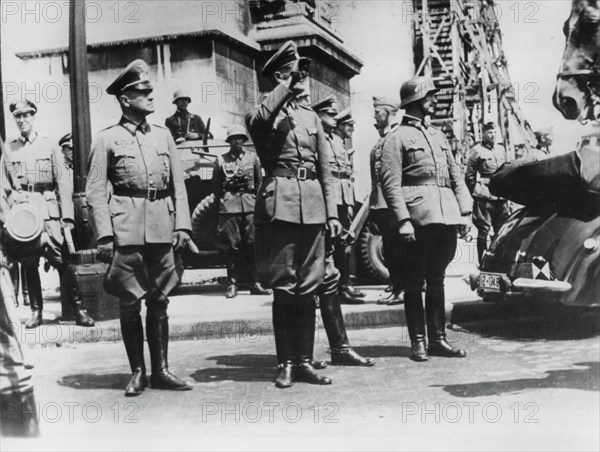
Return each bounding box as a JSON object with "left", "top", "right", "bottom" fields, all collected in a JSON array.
[{"left": 480, "top": 273, "right": 501, "bottom": 290}]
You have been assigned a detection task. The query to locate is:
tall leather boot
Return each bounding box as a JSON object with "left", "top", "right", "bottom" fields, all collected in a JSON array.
[
  {"left": 272, "top": 298, "right": 296, "bottom": 388},
  {"left": 0, "top": 390, "right": 40, "bottom": 437},
  {"left": 404, "top": 291, "right": 428, "bottom": 362},
  {"left": 248, "top": 247, "right": 271, "bottom": 295},
  {"left": 320, "top": 292, "right": 375, "bottom": 366},
  {"left": 295, "top": 297, "right": 332, "bottom": 385},
  {"left": 24, "top": 267, "right": 43, "bottom": 329},
  {"left": 425, "top": 283, "right": 466, "bottom": 358},
  {"left": 62, "top": 267, "right": 95, "bottom": 327},
  {"left": 146, "top": 304, "right": 193, "bottom": 390},
  {"left": 477, "top": 235, "right": 488, "bottom": 265},
  {"left": 120, "top": 311, "right": 147, "bottom": 397},
  {"left": 8, "top": 262, "right": 19, "bottom": 307},
  {"left": 225, "top": 253, "right": 238, "bottom": 299},
  {"left": 338, "top": 249, "right": 366, "bottom": 299},
  {"left": 21, "top": 266, "right": 29, "bottom": 307}
]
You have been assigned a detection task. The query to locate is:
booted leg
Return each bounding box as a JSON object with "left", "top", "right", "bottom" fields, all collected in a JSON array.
[
  {"left": 62, "top": 267, "right": 95, "bottom": 327},
  {"left": 146, "top": 294, "right": 192, "bottom": 390},
  {"left": 320, "top": 292, "right": 374, "bottom": 366},
  {"left": 477, "top": 235, "right": 488, "bottom": 265},
  {"left": 21, "top": 265, "right": 29, "bottom": 307},
  {"left": 24, "top": 267, "right": 43, "bottom": 329},
  {"left": 404, "top": 291, "right": 428, "bottom": 362},
  {"left": 0, "top": 390, "right": 40, "bottom": 437},
  {"left": 272, "top": 296, "right": 296, "bottom": 388},
  {"left": 225, "top": 253, "right": 238, "bottom": 299},
  {"left": 248, "top": 247, "right": 272, "bottom": 295},
  {"left": 425, "top": 279, "right": 466, "bottom": 358},
  {"left": 9, "top": 262, "right": 19, "bottom": 307},
  {"left": 120, "top": 309, "right": 147, "bottom": 397},
  {"left": 294, "top": 297, "right": 332, "bottom": 385}
]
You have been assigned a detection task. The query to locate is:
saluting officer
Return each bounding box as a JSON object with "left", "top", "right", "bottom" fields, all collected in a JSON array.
[
  {"left": 5, "top": 100, "right": 94, "bottom": 329},
  {"left": 246, "top": 41, "right": 342, "bottom": 388},
  {"left": 165, "top": 89, "right": 212, "bottom": 144},
  {"left": 370, "top": 96, "right": 404, "bottom": 306},
  {"left": 86, "top": 59, "right": 195, "bottom": 396},
  {"left": 312, "top": 97, "right": 364, "bottom": 304},
  {"left": 212, "top": 124, "right": 271, "bottom": 298},
  {"left": 380, "top": 77, "right": 473, "bottom": 362},
  {"left": 465, "top": 122, "right": 510, "bottom": 264}
]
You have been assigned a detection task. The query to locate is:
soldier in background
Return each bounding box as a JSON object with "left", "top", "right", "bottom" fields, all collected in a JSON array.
[
  {"left": 465, "top": 122, "right": 510, "bottom": 264},
  {"left": 211, "top": 125, "right": 271, "bottom": 298},
  {"left": 6, "top": 100, "right": 94, "bottom": 329},
  {"left": 380, "top": 77, "right": 472, "bottom": 362},
  {"left": 246, "top": 41, "right": 342, "bottom": 388},
  {"left": 87, "top": 59, "right": 195, "bottom": 396},
  {"left": 533, "top": 128, "right": 554, "bottom": 160},
  {"left": 312, "top": 96, "right": 364, "bottom": 304},
  {"left": 165, "top": 89, "right": 213, "bottom": 144},
  {"left": 370, "top": 96, "right": 404, "bottom": 306}
]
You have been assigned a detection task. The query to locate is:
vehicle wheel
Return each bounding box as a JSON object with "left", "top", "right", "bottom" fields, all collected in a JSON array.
[
  {"left": 356, "top": 220, "right": 389, "bottom": 284},
  {"left": 191, "top": 194, "right": 218, "bottom": 247}
]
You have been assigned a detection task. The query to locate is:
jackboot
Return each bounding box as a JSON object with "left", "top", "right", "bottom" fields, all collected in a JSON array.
[
  {"left": 294, "top": 299, "right": 331, "bottom": 385},
  {"left": 320, "top": 292, "right": 374, "bottom": 366},
  {"left": 273, "top": 299, "right": 296, "bottom": 388},
  {"left": 62, "top": 267, "right": 95, "bottom": 327},
  {"left": 120, "top": 312, "right": 148, "bottom": 397},
  {"left": 404, "top": 291, "right": 428, "bottom": 362},
  {"left": 24, "top": 267, "right": 43, "bottom": 329},
  {"left": 247, "top": 247, "right": 272, "bottom": 295},
  {"left": 146, "top": 311, "right": 193, "bottom": 390},
  {"left": 425, "top": 284, "right": 466, "bottom": 358},
  {"left": 21, "top": 266, "right": 30, "bottom": 306},
  {"left": 225, "top": 253, "right": 238, "bottom": 298},
  {"left": 0, "top": 390, "right": 40, "bottom": 437},
  {"left": 340, "top": 254, "right": 366, "bottom": 298}
]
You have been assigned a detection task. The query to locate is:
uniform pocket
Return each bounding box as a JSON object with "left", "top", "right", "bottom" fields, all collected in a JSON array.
[
  {"left": 36, "top": 157, "right": 53, "bottom": 184},
  {"left": 405, "top": 147, "right": 425, "bottom": 165}
]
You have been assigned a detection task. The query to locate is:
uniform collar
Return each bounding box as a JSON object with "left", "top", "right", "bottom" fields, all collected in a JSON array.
[
  {"left": 482, "top": 141, "right": 495, "bottom": 150},
  {"left": 120, "top": 115, "right": 151, "bottom": 135},
  {"left": 228, "top": 149, "right": 245, "bottom": 160},
  {"left": 402, "top": 114, "right": 430, "bottom": 130},
  {"left": 381, "top": 122, "right": 399, "bottom": 137},
  {"left": 19, "top": 131, "right": 38, "bottom": 144},
  {"left": 175, "top": 109, "right": 191, "bottom": 117}
]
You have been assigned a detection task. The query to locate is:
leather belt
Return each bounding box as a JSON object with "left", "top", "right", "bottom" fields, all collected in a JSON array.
[
  {"left": 21, "top": 183, "right": 54, "bottom": 193},
  {"left": 331, "top": 171, "right": 353, "bottom": 181},
  {"left": 113, "top": 187, "right": 170, "bottom": 200},
  {"left": 403, "top": 175, "right": 451, "bottom": 188},
  {"left": 266, "top": 167, "right": 317, "bottom": 180}
]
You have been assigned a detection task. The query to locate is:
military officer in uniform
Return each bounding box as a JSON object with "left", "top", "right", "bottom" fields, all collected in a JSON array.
[
  {"left": 246, "top": 41, "right": 342, "bottom": 388},
  {"left": 312, "top": 97, "right": 364, "bottom": 304},
  {"left": 5, "top": 100, "right": 94, "bottom": 329},
  {"left": 212, "top": 124, "right": 271, "bottom": 298},
  {"left": 380, "top": 77, "right": 473, "bottom": 362},
  {"left": 86, "top": 59, "right": 195, "bottom": 396},
  {"left": 370, "top": 96, "right": 404, "bottom": 306},
  {"left": 165, "top": 89, "right": 213, "bottom": 144},
  {"left": 466, "top": 122, "right": 511, "bottom": 264}
]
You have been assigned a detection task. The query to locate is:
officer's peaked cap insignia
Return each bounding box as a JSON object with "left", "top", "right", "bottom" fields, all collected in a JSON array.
[
  {"left": 107, "top": 59, "right": 153, "bottom": 95},
  {"left": 311, "top": 95, "right": 339, "bottom": 114},
  {"left": 9, "top": 99, "right": 37, "bottom": 116},
  {"left": 261, "top": 41, "right": 308, "bottom": 78}
]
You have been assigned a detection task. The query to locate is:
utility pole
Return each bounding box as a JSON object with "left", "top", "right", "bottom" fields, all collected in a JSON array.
[{"left": 69, "top": 0, "right": 93, "bottom": 248}]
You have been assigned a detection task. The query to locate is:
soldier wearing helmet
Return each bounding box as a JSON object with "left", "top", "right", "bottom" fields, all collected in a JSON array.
[
  {"left": 212, "top": 124, "right": 271, "bottom": 298},
  {"left": 379, "top": 76, "right": 473, "bottom": 362},
  {"left": 165, "top": 89, "right": 212, "bottom": 143}
]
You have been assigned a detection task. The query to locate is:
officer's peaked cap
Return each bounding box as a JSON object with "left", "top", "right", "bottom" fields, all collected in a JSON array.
[
  {"left": 107, "top": 59, "right": 153, "bottom": 95},
  {"left": 261, "top": 41, "right": 309, "bottom": 78},
  {"left": 9, "top": 99, "right": 37, "bottom": 116},
  {"left": 58, "top": 133, "right": 72, "bottom": 148},
  {"left": 335, "top": 107, "right": 354, "bottom": 125},
  {"left": 311, "top": 95, "right": 339, "bottom": 114}
]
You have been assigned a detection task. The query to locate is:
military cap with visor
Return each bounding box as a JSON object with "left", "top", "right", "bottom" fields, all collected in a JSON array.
[
  {"left": 311, "top": 95, "right": 339, "bottom": 114},
  {"left": 261, "top": 40, "right": 310, "bottom": 78},
  {"left": 106, "top": 59, "right": 154, "bottom": 95},
  {"left": 335, "top": 107, "right": 355, "bottom": 125},
  {"left": 58, "top": 133, "right": 73, "bottom": 148},
  {"left": 9, "top": 99, "right": 37, "bottom": 116}
]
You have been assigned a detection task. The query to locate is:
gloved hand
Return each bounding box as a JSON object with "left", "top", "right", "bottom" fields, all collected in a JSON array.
[
  {"left": 173, "top": 230, "right": 199, "bottom": 254},
  {"left": 457, "top": 214, "right": 473, "bottom": 240},
  {"left": 327, "top": 218, "right": 343, "bottom": 239},
  {"left": 398, "top": 221, "right": 416, "bottom": 242},
  {"left": 97, "top": 237, "right": 114, "bottom": 263}
]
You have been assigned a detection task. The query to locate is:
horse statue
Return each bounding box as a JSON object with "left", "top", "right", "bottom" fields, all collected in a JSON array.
[{"left": 554, "top": 0, "right": 600, "bottom": 121}]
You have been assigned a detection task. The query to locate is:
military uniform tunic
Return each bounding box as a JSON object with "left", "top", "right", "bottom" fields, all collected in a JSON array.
[
  {"left": 5, "top": 132, "right": 73, "bottom": 267},
  {"left": 86, "top": 117, "right": 191, "bottom": 304},
  {"left": 246, "top": 83, "right": 338, "bottom": 299},
  {"left": 165, "top": 110, "right": 210, "bottom": 142},
  {"left": 212, "top": 149, "right": 262, "bottom": 251}
]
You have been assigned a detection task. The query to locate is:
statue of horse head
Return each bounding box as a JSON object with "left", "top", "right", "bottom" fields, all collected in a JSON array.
[{"left": 554, "top": 0, "right": 600, "bottom": 121}]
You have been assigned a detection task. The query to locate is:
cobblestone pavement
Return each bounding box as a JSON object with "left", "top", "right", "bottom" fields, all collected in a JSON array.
[{"left": 3, "top": 310, "right": 599, "bottom": 451}]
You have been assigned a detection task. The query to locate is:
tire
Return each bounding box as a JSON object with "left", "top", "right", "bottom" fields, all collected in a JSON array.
[
  {"left": 191, "top": 194, "right": 219, "bottom": 248},
  {"left": 357, "top": 220, "right": 389, "bottom": 284}
]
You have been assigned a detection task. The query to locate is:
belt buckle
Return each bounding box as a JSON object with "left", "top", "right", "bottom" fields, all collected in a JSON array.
[
  {"left": 147, "top": 187, "right": 157, "bottom": 201},
  {"left": 297, "top": 167, "right": 307, "bottom": 181},
  {"left": 27, "top": 183, "right": 34, "bottom": 193}
]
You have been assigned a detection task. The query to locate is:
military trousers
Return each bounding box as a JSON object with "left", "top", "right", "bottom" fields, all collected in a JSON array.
[
  {"left": 371, "top": 208, "right": 404, "bottom": 291},
  {"left": 255, "top": 221, "right": 325, "bottom": 300},
  {"left": 104, "top": 244, "right": 180, "bottom": 311},
  {"left": 472, "top": 198, "right": 511, "bottom": 238},
  {"left": 318, "top": 238, "right": 340, "bottom": 297},
  {"left": 216, "top": 213, "right": 255, "bottom": 251}
]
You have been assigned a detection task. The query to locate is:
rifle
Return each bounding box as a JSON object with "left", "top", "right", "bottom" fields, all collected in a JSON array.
[{"left": 200, "top": 118, "right": 211, "bottom": 152}]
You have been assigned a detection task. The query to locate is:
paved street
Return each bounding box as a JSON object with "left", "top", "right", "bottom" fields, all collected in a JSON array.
[{"left": 3, "top": 306, "right": 599, "bottom": 451}]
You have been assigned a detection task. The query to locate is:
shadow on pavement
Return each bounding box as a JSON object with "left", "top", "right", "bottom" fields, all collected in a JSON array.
[
  {"left": 57, "top": 373, "right": 131, "bottom": 391},
  {"left": 190, "top": 353, "right": 273, "bottom": 383},
  {"left": 435, "top": 361, "right": 600, "bottom": 397},
  {"left": 350, "top": 345, "right": 412, "bottom": 359}
]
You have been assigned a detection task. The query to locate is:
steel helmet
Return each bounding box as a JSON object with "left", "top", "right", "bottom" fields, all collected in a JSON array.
[
  {"left": 172, "top": 88, "right": 192, "bottom": 104},
  {"left": 399, "top": 77, "right": 439, "bottom": 108},
  {"left": 226, "top": 124, "right": 248, "bottom": 143}
]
